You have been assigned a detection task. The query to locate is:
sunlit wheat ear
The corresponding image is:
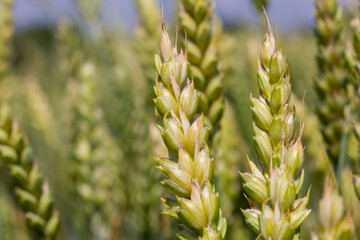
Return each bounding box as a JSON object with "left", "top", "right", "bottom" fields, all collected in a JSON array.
[
  {"left": 0, "top": 105, "right": 60, "bottom": 239},
  {"left": 239, "top": 13, "right": 311, "bottom": 239},
  {"left": 314, "top": 0, "right": 349, "bottom": 164},
  {"left": 153, "top": 19, "right": 227, "bottom": 239},
  {"left": 178, "top": 0, "right": 224, "bottom": 144}
]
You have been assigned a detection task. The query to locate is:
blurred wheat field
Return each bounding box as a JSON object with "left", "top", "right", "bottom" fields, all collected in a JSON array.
[{"left": 1, "top": 0, "right": 360, "bottom": 239}]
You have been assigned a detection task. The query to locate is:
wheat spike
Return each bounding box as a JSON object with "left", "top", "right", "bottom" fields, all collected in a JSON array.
[
  {"left": 240, "top": 15, "right": 311, "bottom": 239},
  {"left": 0, "top": 105, "right": 60, "bottom": 239},
  {"left": 314, "top": 0, "right": 350, "bottom": 164},
  {"left": 153, "top": 20, "right": 227, "bottom": 239},
  {"left": 178, "top": 0, "right": 224, "bottom": 143}
]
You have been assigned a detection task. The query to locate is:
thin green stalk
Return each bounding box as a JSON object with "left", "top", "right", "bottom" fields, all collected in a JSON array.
[
  {"left": 240, "top": 16, "right": 310, "bottom": 239},
  {"left": 153, "top": 20, "right": 227, "bottom": 239},
  {"left": 178, "top": 0, "right": 224, "bottom": 143},
  {"left": 0, "top": 105, "right": 59, "bottom": 239},
  {"left": 134, "top": 0, "right": 161, "bottom": 84}
]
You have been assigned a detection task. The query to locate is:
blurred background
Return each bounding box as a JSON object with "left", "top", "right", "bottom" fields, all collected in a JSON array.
[
  {"left": 0, "top": 0, "right": 359, "bottom": 239},
  {"left": 14, "top": 0, "right": 355, "bottom": 31}
]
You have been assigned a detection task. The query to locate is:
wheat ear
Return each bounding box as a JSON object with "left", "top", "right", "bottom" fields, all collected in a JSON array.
[
  {"left": 178, "top": 0, "right": 224, "bottom": 143},
  {"left": 240, "top": 16, "right": 311, "bottom": 239},
  {"left": 314, "top": 0, "right": 349, "bottom": 164},
  {"left": 312, "top": 179, "right": 354, "bottom": 240},
  {"left": 0, "top": 105, "right": 59, "bottom": 239},
  {"left": 153, "top": 21, "right": 227, "bottom": 239}
]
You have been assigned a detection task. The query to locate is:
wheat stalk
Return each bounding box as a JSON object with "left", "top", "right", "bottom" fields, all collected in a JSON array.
[
  {"left": 135, "top": 0, "right": 161, "bottom": 83},
  {"left": 314, "top": 0, "right": 349, "bottom": 165},
  {"left": 312, "top": 179, "right": 354, "bottom": 240},
  {"left": 240, "top": 16, "right": 311, "bottom": 239},
  {"left": 0, "top": 105, "right": 59, "bottom": 239},
  {"left": 153, "top": 20, "right": 227, "bottom": 239},
  {"left": 178, "top": 0, "right": 224, "bottom": 143}
]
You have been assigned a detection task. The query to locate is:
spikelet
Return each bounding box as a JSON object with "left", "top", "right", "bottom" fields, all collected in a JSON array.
[{"left": 240, "top": 15, "right": 311, "bottom": 239}]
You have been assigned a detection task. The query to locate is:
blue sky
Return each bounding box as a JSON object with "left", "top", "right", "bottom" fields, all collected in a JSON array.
[{"left": 15, "top": 0, "right": 355, "bottom": 32}]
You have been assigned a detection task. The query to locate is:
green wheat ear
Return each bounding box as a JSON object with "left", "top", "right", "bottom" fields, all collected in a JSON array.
[
  {"left": 0, "top": 105, "right": 59, "bottom": 239},
  {"left": 240, "top": 14, "right": 310, "bottom": 239},
  {"left": 152, "top": 19, "right": 227, "bottom": 239},
  {"left": 312, "top": 179, "right": 354, "bottom": 240},
  {"left": 178, "top": 0, "right": 224, "bottom": 144},
  {"left": 70, "top": 62, "right": 123, "bottom": 238},
  {"left": 314, "top": 0, "right": 350, "bottom": 165}
]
